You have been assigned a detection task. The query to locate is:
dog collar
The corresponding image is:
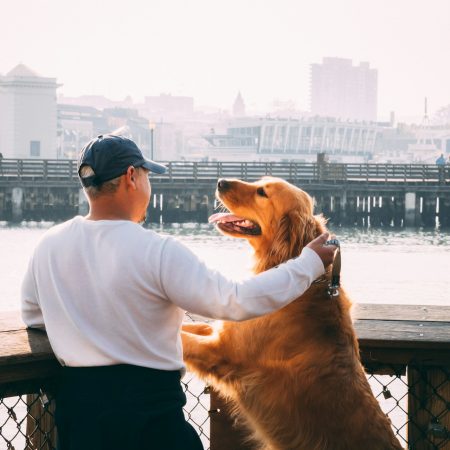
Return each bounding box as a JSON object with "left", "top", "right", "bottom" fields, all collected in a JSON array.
[
  {"left": 312, "top": 239, "right": 341, "bottom": 299},
  {"left": 327, "top": 239, "right": 341, "bottom": 297}
]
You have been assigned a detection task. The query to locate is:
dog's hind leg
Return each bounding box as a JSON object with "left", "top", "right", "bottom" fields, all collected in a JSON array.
[{"left": 182, "top": 322, "right": 214, "bottom": 336}]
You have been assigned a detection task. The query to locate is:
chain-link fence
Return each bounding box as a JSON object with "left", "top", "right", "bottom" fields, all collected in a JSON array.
[
  {"left": 0, "top": 378, "right": 210, "bottom": 450},
  {"left": 367, "top": 366, "right": 449, "bottom": 449},
  {"left": 0, "top": 390, "right": 56, "bottom": 450},
  {"left": 182, "top": 373, "right": 211, "bottom": 449},
  {"left": 1, "top": 366, "right": 448, "bottom": 450}
]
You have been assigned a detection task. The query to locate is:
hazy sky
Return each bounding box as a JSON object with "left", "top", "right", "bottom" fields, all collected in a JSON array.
[{"left": 1, "top": 0, "right": 449, "bottom": 120}]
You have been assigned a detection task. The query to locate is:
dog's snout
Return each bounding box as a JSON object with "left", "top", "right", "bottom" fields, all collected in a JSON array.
[{"left": 217, "top": 178, "right": 231, "bottom": 192}]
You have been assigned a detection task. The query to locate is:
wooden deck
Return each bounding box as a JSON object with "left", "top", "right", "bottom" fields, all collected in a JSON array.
[{"left": 1, "top": 305, "right": 449, "bottom": 449}]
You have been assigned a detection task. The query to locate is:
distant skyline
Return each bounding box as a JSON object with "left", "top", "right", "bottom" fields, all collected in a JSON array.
[{"left": 1, "top": 0, "right": 449, "bottom": 122}]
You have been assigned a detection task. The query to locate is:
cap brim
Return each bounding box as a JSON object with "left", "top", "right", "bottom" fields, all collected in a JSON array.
[{"left": 141, "top": 159, "right": 167, "bottom": 174}]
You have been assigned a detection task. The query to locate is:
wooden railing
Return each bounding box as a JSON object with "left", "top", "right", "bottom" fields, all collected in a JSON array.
[
  {"left": 0, "top": 159, "right": 449, "bottom": 184},
  {"left": 1, "top": 305, "right": 449, "bottom": 449}
]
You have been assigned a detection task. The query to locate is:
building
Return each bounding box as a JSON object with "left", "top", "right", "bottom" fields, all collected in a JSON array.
[
  {"left": 0, "top": 64, "right": 60, "bottom": 158},
  {"left": 57, "top": 105, "right": 163, "bottom": 160},
  {"left": 58, "top": 94, "right": 134, "bottom": 111},
  {"left": 195, "top": 117, "right": 380, "bottom": 162},
  {"left": 57, "top": 104, "right": 106, "bottom": 158},
  {"left": 310, "top": 57, "right": 378, "bottom": 122},
  {"left": 139, "top": 94, "right": 194, "bottom": 122},
  {"left": 233, "top": 92, "right": 246, "bottom": 117},
  {"left": 151, "top": 122, "right": 180, "bottom": 160},
  {"left": 406, "top": 125, "right": 450, "bottom": 163}
]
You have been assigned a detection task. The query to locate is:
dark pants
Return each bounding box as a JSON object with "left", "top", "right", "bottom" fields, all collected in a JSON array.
[{"left": 55, "top": 365, "right": 204, "bottom": 450}]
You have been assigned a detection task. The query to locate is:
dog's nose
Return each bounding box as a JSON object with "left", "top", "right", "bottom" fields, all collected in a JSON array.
[{"left": 217, "top": 178, "right": 231, "bottom": 192}]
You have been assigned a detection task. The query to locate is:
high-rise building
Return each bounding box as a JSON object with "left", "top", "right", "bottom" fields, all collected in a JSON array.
[
  {"left": 0, "top": 64, "right": 60, "bottom": 158},
  {"left": 310, "top": 58, "right": 377, "bottom": 122}
]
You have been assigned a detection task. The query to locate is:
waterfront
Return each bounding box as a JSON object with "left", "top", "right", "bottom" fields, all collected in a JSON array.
[
  {"left": 2, "top": 159, "right": 450, "bottom": 227},
  {"left": 1, "top": 221, "right": 449, "bottom": 311},
  {"left": 1, "top": 221, "right": 449, "bottom": 449}
]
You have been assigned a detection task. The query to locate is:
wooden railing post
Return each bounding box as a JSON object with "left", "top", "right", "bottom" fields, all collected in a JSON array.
[
  {"left": 26, "top": 393, "right": 57, "bottom": 450},
  {"left": 17, "top": 159, "right": 23, "bottom": 178},
  {"left": 408, "top": 365, "right": 450, "bottom": 449},
  {"left": 193, "top": 162, "right": 198, "bottom": 181},
  {"left": 438, "top": 166, "right": 446, "bottom": 186}
]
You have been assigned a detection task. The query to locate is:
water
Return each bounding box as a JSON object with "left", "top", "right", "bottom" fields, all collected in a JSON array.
[
  {"left": 1, "top": 221, "right": 449, "bottom": 310},
  {"left": 1, "top": 221, "right": 449, "bottom": 449}
]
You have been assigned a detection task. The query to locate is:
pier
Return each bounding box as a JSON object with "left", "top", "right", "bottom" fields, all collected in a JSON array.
[
  {"left": 0, "top": 305, "right": 449, "bottom": 449},
  {"left": 0, "top": 159, "right": 449, "bottom": 227}
]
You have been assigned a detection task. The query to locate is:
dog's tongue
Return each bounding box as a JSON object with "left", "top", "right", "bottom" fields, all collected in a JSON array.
[{"left": 208, "top": 212, "right": 245, "bottom": 224}]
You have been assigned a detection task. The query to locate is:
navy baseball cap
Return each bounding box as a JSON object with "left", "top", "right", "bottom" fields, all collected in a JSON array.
[{"left": 77, "top": 134, "right": 166, "bottom": 187}]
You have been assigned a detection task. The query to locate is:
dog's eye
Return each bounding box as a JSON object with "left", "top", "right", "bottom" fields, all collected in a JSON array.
[{"left": 256, "top": 187, "right": 268, "bottom": 198}]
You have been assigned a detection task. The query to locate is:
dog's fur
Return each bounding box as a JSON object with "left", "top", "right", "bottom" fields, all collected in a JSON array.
[{"left": 182, "top": 177, "right": 403, "bottom": 450}]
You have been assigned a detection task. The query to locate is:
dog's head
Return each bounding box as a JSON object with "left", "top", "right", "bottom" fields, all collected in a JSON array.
[{"left": 209, "top": 177, "right": 327, "bottom": 272}]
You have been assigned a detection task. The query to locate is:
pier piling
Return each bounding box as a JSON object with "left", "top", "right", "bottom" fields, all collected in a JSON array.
[
  {"left": 11, "top": 187, "right": 23, "bottom": 222},
  {"left": 405, "top": 192, "right": 418, "bottom": 227},
  {"left": 78, "top": 189, "right": 88, "bottom": 216}
]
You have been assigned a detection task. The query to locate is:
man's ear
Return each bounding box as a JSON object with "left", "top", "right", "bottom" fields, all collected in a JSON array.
[{"left": 125, "top": 166, "right": 137, "bottom": 188}]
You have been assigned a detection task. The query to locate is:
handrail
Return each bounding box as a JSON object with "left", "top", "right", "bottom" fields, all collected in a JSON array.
[
  {"left": 0, "top": 159, "right": 449, "bottom": 184},
  {"left": 0, "top": 305, "right": 449, "bottom": 449}
]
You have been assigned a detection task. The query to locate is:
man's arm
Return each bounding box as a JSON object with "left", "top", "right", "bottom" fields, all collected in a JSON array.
[
  {"left": 21, "top": 256, "right": 45, "bottom": 329},
  {"left": 159, "top": 233, "right": 334, "bottom": 321}
]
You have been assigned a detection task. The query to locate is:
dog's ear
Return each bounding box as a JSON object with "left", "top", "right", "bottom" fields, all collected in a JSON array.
[
  {"left": 311, "top": 213, "right": 328, "bottom": 240},
  {"left": 269, "top": 211, "right": 328, "bottom": 264}
]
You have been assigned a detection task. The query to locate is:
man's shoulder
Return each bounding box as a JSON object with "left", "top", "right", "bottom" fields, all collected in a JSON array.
[
  {"left": 34, "top": 217, "right": 81, "bottom": 246},
  {"left": 134, "top": 226, "right": 174, "bottom": 247},
  {"left": 112, "top": 222, "right": 172, "bottom": 250},
  {"left": 44, "top": 216, "right": 81, "bottom": 235},
  {"left": 131, "top": 229, "right": 188, "bottom": 254},
  {"left": 37, "top": 218, "right": 173, "bottom": 251},
  {"left": 27, "top": 218, "right": 81, "bottom": 260}
]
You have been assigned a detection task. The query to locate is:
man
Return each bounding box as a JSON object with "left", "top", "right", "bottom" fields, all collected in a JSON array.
[
  {"left": 21, "top": 134, "right": 337, "bottom": 450},
  {"left": 436, "top": 153, "right": 446, "bottom": 166}
]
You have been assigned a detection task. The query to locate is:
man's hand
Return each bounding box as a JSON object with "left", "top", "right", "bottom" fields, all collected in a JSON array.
[{"left": 306, "top": 233, "right": 338, "bottom": 268}]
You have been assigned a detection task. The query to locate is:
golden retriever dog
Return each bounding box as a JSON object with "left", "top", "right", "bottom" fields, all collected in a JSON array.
[{"left": 182, "top": 177, "right": 403, "bottom": 450}]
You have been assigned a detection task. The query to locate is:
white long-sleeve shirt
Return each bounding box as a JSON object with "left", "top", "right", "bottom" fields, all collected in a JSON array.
[{"left": 21, "top": 216, "right": 324, "bottom": 370}]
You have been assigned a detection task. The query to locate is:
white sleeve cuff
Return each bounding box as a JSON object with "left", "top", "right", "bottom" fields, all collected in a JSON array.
[{"left": 299, "top": 246, "right": 325, "bottom": 280}]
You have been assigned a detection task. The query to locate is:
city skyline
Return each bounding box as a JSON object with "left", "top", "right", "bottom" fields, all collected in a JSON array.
[{"left": 1, "top": 0, "right": 449, "bottom": 122}]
